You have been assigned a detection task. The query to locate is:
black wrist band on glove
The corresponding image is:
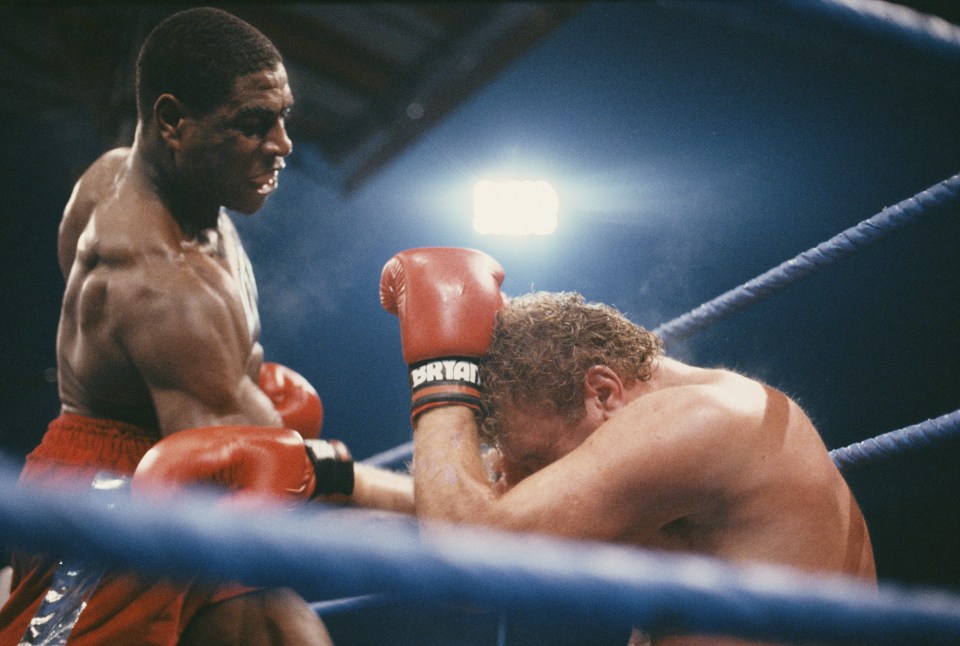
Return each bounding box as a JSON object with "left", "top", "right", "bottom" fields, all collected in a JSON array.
[
  {"left": 408, "top": 357, "right": 482, "bottom": 422},
  {"left": 305, "top": 440, "right": 355, "bottom": 496}
]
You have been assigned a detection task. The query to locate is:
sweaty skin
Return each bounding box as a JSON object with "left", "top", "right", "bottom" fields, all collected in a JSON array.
[
  {"left": 57, "top": 67, "right": 294, "bottom": 436},
  {"left": 46, "top": 61, "right": 412, "bottom": 646},
  {"left": 414, "top": 358, "right": 875, "bottom": 646},
  {"left": 57, "top": 64, "right": 413, "bottom": 509}
]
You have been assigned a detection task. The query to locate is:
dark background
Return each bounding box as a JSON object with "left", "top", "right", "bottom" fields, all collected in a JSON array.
[{"left": 1, "top": 0, "right": 958, "bottom": 634}]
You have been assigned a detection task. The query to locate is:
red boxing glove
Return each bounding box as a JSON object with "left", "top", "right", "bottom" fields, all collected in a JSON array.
[
  {"left": 131, "top": 426, "right": 354, "bottom": 505},
  {"left": 258, "top": 362, "right": 323, "bottom": 439},
  {"left": 380, "top": 247, "right": 505, "bottom": 421}
]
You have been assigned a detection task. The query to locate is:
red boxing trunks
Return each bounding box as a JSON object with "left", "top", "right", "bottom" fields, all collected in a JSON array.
[{"left": 0, "top": 414, "right": 253, "bottom": 646}]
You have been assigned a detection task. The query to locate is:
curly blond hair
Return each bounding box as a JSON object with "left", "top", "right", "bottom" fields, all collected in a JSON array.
[{"left": 480, "top": 292, "right": 662, "bottom": 443}]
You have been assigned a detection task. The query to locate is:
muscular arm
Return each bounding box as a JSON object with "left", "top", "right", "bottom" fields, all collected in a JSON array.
[
  {"left": 113, "top": 249, "right": 416, "bottom": 515},
  {"left": 353, "top": 463, "right": 414, "bottom": 512},
  {"left": 414, "top": 388, "right": 757, "bottom": 543},
  {"left": 318, "top": 463, "right": 415, "bottom": 514},
  {"left": 117, "top": 253, "right": 281, "bottom": 436}
]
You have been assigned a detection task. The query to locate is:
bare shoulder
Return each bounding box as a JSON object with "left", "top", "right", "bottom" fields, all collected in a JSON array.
[
  {"left": 696, "top": 367, "right": 812, "bottom": 432},
  {"left": 674, "top": 364, "right": 789, "bottom": 418},
  {"left": 639, "top": 365, "right": 825, "bottom": 485},
  {"left": 607, "top": 366, "right": 786, "bottom": 481},
  {"left": 78, "top": 242, "right": 259, "bottom": 429},
  {"left": 59, "top": 148, "right": 131, "bottom": 278},
  {"left": 111, "top": 246, "right": 247, "bottom": 363},
  {"left": 69, "top": 148, "right": 131, "bottom": 206},
  {"left": 66, "top": 236, "right": 240, "bottom": 367},
  {"left": 65, "top": 183, "right": 240, "bottom": 348},
  {"left": 638, "top": 368, "right": 769, "bottom": 429}
]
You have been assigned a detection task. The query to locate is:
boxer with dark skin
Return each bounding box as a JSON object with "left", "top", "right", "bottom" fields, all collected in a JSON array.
[
  {"left": 381, "top": 248, "right": 875, "bottom": 646},
  {"left": 1, "top": 8, "right": 411, "bottom": 646}
]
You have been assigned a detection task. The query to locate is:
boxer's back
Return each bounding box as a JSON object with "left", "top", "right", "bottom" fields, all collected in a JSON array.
[
  {"left": 56, "top": 149, "right": 261, "bottom": 432},
  {"left": 57, "top": 149, "right": 157, "bottom": 428},
  {"left": 635, "top": 365, "right": 875, "bottom": 583}
]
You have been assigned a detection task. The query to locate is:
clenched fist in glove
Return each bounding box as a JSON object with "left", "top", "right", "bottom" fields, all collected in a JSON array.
[
  {"left": 258, "top": 361, "right": 323, "bottom": 439},
  {"left": 131, "top": 426, "right": 353, "bottom": 505},
  {"left": 380, "top": 247, "right": 505, "bottom": 422}
]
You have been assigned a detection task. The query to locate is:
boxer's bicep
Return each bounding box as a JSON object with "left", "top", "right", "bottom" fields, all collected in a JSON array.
[{"left": 115, "top": 261, "right": 277, "bottom": 435}]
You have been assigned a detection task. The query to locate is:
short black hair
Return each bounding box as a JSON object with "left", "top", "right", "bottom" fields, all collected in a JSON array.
[{"left": 136, "top": 7, "right": 281, "bottom": 121}]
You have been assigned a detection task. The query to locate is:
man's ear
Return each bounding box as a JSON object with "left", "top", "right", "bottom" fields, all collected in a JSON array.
[
  {"left": 583, "top": 365, "right": 625, "bottom": 417},
  {"left": 154, "top": 94, "right": 186, "bottom": 150}
]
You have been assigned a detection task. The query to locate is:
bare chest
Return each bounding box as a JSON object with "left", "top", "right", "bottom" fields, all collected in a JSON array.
[{"left": 201, "top": 223, "right": 261, "bottom": 347}]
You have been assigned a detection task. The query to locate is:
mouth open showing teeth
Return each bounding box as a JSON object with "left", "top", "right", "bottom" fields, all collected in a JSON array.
[{"left": 255, "top": 171, "right": 280, "bottom": 194}]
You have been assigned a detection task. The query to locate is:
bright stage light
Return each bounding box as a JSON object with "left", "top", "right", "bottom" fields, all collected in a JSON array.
[{"left": 472, "top": 179, "right": 559, "bottom": 235}]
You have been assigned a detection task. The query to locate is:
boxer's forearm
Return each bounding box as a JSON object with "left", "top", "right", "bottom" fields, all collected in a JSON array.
[
  {"left": 378, "top": 247, "right": 505, "bottom": 522},
  {"left": 413, "top": 406, "right": 496, "bottom": 522},
  {"left": 348, "top": 463, "right": 415, "bottom": 513}
]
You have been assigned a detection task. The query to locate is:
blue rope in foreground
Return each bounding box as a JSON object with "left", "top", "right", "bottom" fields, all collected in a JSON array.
[
  {"left": 651, "top": 173, "right": 960, "bottom": 345},
  {"left": 830, "top": 408, "right": 960, "bottom": 474},
  {"left": 2, "top": 456, "right": 960, "bottom": 645},
  {"left": 363, "top": 440, "right": 413, "bottom": 469},
  {"left": 310, "top": 593, "right": 392, "bottom": 617}
]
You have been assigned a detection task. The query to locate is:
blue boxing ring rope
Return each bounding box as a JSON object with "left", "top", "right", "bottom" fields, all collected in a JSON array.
[
  {"left": 3, "top": 452, "right": 960, "bottom": 645},
  {"left": 335, "top": 166, "right": 960, "bottom": 639},
  {"left": 361, "top": 170, "right": 960, "bottom": 476},
  {"left": 831, "top": 409, "right": 960, "bottom": 474},
  {"left": 3, "top": 0, "right": 960, "bottom": 635},
  {"left": 650, "top": 172, "right": 960, "bottom": 346},
  {"left": 1, "top": 168, "right": 958, "bottom": 643}
]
